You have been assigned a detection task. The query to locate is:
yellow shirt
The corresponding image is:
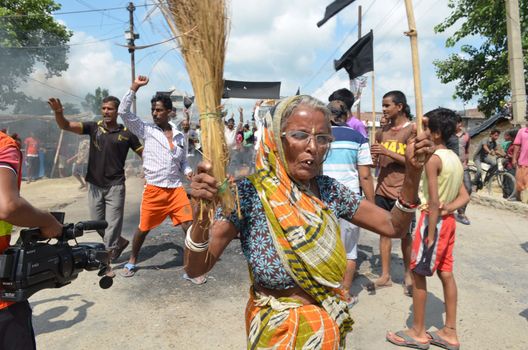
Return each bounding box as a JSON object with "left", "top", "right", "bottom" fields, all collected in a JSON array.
[{"left": 422, "top": 149, "right": 463, "bottom": 204}]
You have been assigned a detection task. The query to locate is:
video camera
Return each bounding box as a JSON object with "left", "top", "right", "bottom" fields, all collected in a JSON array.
[{"left": 0, "top": 212, "right": 113, "bottom": 302}]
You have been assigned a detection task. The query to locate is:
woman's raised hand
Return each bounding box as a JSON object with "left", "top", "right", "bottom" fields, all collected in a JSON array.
[{"left": 190, "top": 161, "right": 218, "bottom": 201}]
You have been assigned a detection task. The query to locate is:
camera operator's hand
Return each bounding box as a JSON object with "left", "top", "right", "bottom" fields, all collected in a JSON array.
[{"left": 39, "top": 213, "right": 63, "bottom": 238}]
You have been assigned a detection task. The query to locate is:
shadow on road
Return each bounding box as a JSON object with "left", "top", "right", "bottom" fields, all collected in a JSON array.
[
  {"left": 520, "top": 308, "right": 528, "bottom": 322},
  {"left": 520, "top": 242, "right": 528, "bottom": 253},
  {"left": 114, "top": 242, "right": 184, "bottom": 270},
  {"left": 405, "top": 292, "right": 445, "bottom": 329},
  {"left": 32, "top": 294, "right": 94, "bottom": 335}
]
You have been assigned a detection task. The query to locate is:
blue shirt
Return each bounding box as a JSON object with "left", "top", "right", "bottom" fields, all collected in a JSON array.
[{"left": 323, "top": 125, "right": 372, "bottom": 193}]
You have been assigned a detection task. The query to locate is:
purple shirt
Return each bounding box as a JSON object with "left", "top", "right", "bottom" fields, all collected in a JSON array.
[{"left": 346, "top": 117, "right": 368, "bottom": 138}]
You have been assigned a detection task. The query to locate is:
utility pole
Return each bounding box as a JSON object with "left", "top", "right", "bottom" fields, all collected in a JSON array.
[
  {"left": 355, "top": 5, "right": 362, "bottom": 122},
  {"left": 126, "top": 2, "right": 139, "bottom": 114},
  {"left": 505, "top": 0, "right": 526, "bottom": 125}
]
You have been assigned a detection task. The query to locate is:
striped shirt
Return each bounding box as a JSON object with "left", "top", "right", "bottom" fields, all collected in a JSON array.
[
  {"left": 323, "top": 125, "right": 372, "bottom": 193},
  {"left": 119, "top": 90, "right": 192, "bottom": 188}
]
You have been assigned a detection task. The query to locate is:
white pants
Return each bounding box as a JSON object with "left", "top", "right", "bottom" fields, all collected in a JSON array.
[{"left": 339, "top": 219, "right": 359, "bottom": 260}]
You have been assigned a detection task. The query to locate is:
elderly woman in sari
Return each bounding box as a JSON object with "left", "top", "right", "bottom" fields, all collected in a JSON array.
[{"left": 186, "top": 95, "right": 432, "bottom": 349}]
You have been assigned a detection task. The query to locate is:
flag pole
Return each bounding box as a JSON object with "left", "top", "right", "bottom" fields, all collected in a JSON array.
[
  {"left": 355, "top": 5, "right": 362, "bottom": 122},
  {"left": 370, "top": 71, "right": 376, "bottom": 144},
  {"left": 403, "top": 0, "right": 423, "bottom": 133}
]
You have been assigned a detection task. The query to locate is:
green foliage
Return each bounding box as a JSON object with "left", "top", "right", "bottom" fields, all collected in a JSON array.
[
  {"left": 13, "top": 96, "right": 79, "bottom": 115},
  {"left": 434, "top": 0, "right": 527, "bottom": 117},
  {"left": 82, "top": 87, "right": 110, "bottom": 115},
  {"left": 0, "top": 0, "right": 72, "bottom": 110}
]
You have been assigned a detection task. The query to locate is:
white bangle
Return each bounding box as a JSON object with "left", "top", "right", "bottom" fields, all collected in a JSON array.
[
  {"left": 184, "top": 225, "right": 209, "bottom": 252},
  {"left": 395, "top": 199, "right": 417, "bottom": 213}
]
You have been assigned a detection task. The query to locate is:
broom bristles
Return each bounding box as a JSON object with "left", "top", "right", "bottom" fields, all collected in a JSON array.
[{"left": 160, "top": 0, "right": 234, "bottom": 214}]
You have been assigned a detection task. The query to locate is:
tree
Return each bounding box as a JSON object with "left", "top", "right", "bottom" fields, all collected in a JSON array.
[
  {"left": 434, "top": 0, "right": 527, "bottom": 117},
  {"left": 82, "top": 87, "right": 109, "bottom": 115},
  {"left": 13, "top": 96, "right": 79, "bottom": 115},
  {"left": 0, "top": 0, "right": 72, "bottom": 110}
]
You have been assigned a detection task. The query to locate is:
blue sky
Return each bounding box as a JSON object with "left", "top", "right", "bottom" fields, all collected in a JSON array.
[{"left": 20, "top": 0, "right": 478, "bottom": 120}]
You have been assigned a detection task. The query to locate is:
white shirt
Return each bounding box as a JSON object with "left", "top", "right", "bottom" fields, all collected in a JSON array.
[
  {"left": 224, "top": 127, "right": 237, "bottom": 150},
  {"left": 119, "top": 89, "right": 192, "bottom": 188}
]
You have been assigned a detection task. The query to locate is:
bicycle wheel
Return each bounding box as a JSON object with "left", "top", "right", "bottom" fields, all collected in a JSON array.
[{"left": 486, "top": 171, "right": 516, "bottom": 199}]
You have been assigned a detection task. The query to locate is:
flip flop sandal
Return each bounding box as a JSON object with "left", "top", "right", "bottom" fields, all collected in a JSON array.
[
  {"left": 365, "top": 280, "right": 393, "bottom": 293},
  {"left": 183, "top": 273, "right": 207, "bottom": 285},
  {"left": 426, "top": 331, "right": 460, "bottom": 350},
  {"left": 121, "top": 263, "right": 137, "bottom": 278},
  {"left": 386, "top": 331, "right": 430, "bottom": 349}
]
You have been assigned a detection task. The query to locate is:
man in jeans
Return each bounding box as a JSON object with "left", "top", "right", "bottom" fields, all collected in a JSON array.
[
  {"left": 473, "top": 128, "right": 500, "bottom": 186},
  {"left": 48, "top": 97, "right": 143, "bottom": 276}
]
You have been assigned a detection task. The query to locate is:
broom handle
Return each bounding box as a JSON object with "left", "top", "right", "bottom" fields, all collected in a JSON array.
[{"left": 404, "top": 0, "right": 423, "bottom": 134}]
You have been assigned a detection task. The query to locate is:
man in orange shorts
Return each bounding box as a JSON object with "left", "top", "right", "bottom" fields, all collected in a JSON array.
[{"left": 118, "top": 75, "right": 205, "bottom": 283}]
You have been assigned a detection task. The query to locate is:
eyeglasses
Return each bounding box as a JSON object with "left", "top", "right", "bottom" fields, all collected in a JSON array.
[{"left": 281, "top": 130, "right": 334, "bottom": 147}]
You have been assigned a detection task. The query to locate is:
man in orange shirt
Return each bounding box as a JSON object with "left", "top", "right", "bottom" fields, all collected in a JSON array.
[{"left": 23, "top": 132, "right": 39, "bottom": 183}]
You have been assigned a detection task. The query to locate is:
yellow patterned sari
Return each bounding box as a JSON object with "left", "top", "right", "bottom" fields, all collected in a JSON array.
[{"left": 246, "top": 96, "right": 353, "bottom": 349}]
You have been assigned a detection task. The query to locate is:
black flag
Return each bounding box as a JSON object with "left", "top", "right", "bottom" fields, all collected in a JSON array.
[
  {"left": 223, "top": 80, "right": 281, "bottom": 99},
  {"left": 317, "top": 0, "right": 357, "bottom": 27},
  {"left": 334, "top": 30, "right": 373, "bottom": 80}
]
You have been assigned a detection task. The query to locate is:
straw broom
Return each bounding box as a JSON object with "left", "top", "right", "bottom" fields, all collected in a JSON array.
[{"left": 159, "top": 0, "right": 234, "bottom": 218}]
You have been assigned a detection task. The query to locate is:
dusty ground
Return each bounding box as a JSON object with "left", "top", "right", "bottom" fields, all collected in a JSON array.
[{"left": 16, "top": 176, "right": 528, "bottom": 349}]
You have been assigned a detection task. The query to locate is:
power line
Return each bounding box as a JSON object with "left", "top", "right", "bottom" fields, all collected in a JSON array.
[
  {"left": 26, "top": 76, "right": 85, "bottom": 100},
  {"left": 0, "top": 2, "right": 165, "bottom": 19},
  {"left": 0, "top": 34, "right": 123, "bottom": 49}
]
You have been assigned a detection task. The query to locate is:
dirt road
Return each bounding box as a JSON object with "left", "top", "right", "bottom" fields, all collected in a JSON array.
[{"left": 18, "top": 177, "right": 528, "bottom": 349}]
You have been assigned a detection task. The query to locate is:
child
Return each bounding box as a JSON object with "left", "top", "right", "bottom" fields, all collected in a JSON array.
[{"left": 387, "top": 108, "right": 470, "bottom": 350}]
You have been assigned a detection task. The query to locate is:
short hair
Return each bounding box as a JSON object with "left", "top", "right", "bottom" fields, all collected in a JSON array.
[
  {"left": 328, "top": 88, "right": 355, "bottom": 111},
  {"left": 506, "top": 129, "right": 519, "bottom": 139},
  {"left": 455, "top": 113, "right": 462, "bottom": 123},
  {"left": 383, "top": 90, "right": 412, "bottom": 119},
  {"left": 327, "top": 100, "right": 348, "bottom": 123},
  {"left": 424, "top": 107, "right": 457, "bottom": 143},
  {"left": 227, "top": 118, "right": 235, "bottom": 124},
  {"left": 490, "top": 128, "right": 500, "bottom": 135},
  {"left": 150, "top": 94, "right": 173, "bottom": 110},
  {"left": 102, "top": 96, "right": 120, "bottom": 109}
]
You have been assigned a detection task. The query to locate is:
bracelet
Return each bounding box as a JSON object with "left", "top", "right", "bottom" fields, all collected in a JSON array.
[
  {"left": 184, "top": 225, "right": 209, "bottom": 252},
  {"left": 395, "top": 199, "right": 417, "bottom": 213},
  {"left": 397, "top": 193, "right": 420, "bottom": 209}
]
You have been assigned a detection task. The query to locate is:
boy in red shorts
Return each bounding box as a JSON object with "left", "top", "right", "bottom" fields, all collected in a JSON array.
[{"left": 387, "top": 108, "right": 470, "bottom": 350}]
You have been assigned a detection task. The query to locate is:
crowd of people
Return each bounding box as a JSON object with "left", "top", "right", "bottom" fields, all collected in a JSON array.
[{"left": 1, "top": 76, "right": 528, "bottom": 349}]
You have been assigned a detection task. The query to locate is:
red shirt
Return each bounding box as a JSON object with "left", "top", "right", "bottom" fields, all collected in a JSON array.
[
  {"left": 0, "top": 131, "right": 21, "bottom": 309},
  {"left": 23, "top": 136, "right": 39, "bottom": 156}
]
